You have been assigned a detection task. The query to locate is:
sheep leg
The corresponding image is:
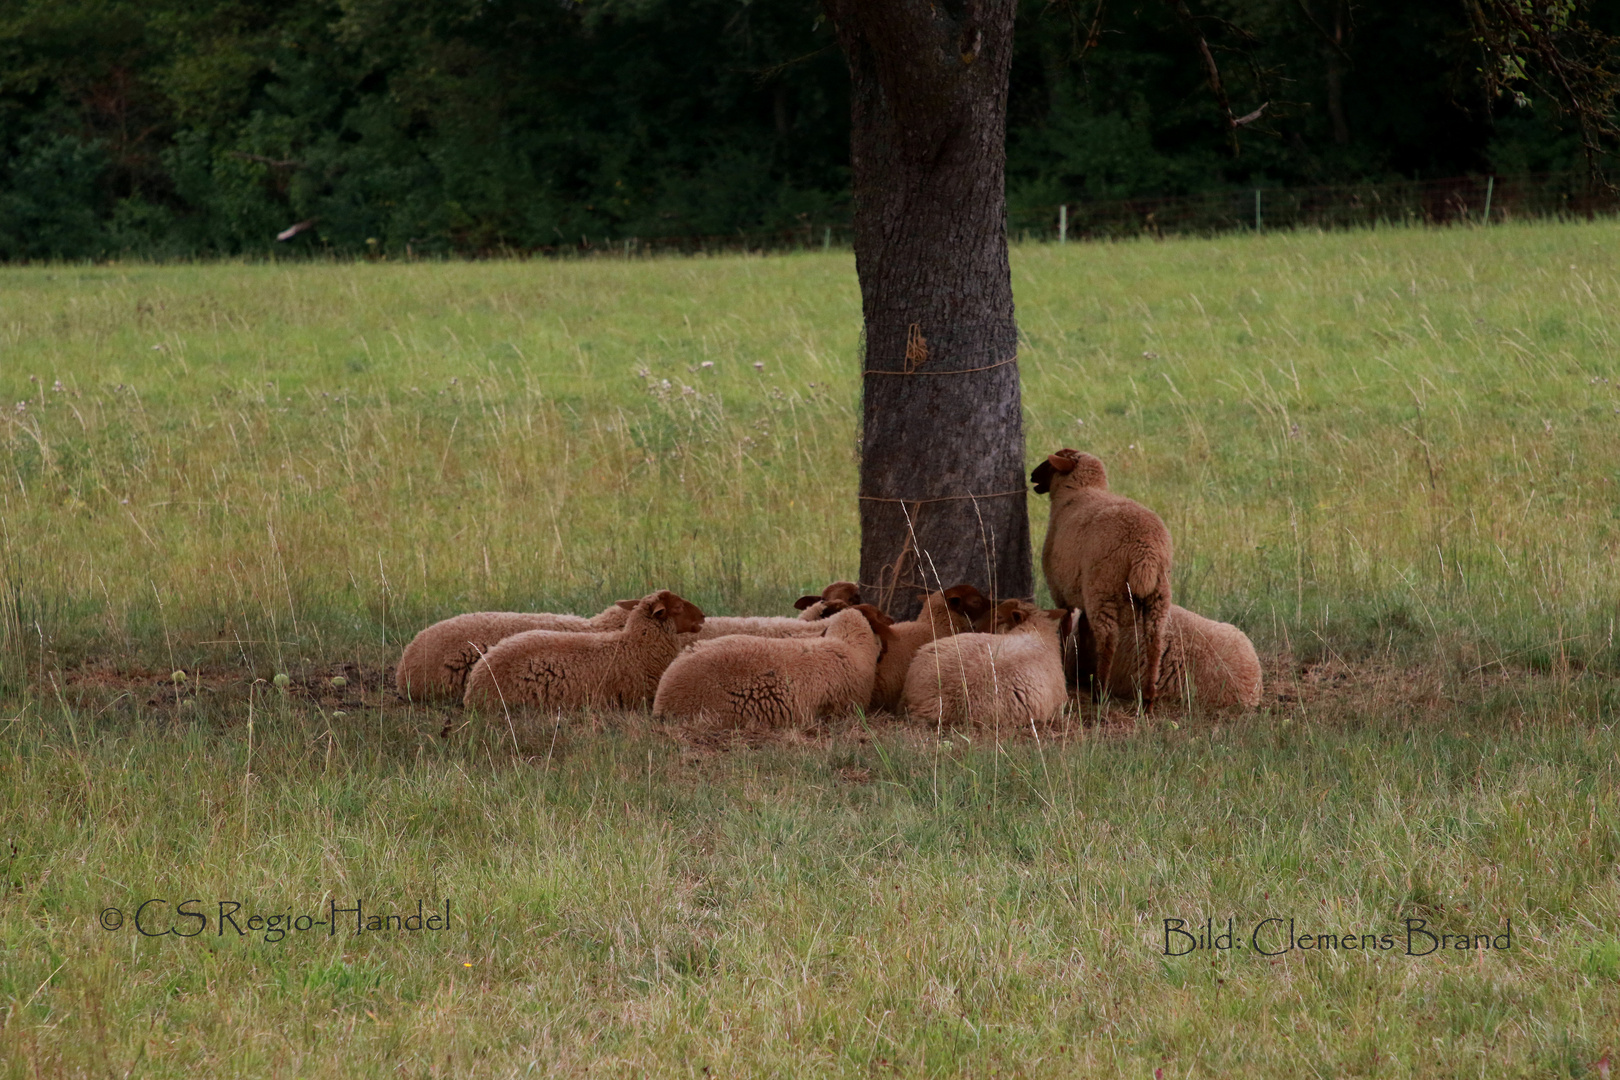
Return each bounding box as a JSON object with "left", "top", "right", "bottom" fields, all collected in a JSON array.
[
  {"left": 1135, "top": 592, "right": 1171, "bottom": 710},
  {"left": 1088, "top": 603, "right": 1121, "bottom": 705}
]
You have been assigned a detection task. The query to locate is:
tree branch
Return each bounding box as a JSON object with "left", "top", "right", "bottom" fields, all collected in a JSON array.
[
  {"left": 1293, "top": 0, "right": 1354, "bottom": 63},
  {"left": 1164, "top": 0, "right": 1240, "bottom": 153}
]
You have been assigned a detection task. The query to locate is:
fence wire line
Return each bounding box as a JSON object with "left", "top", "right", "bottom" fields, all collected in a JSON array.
[{"left": 551, "top": 171, "right": 1618, "bottom": 256}]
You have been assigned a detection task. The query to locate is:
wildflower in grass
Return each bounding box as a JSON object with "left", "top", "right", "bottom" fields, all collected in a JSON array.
[
  {"left": 171, "top": 670, "right": 187, "bottom": 684},
  {"left": 273, "top": 674, "right": 290, "bottom": 689},
  {"left": 331, "top": 676, "right": 348, "bottom": 688}
]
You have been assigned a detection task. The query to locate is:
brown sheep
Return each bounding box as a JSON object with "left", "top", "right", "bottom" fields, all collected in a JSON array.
[
  {"left": 1061, "top": 605, "right": 1262, "bottom": 709},
  {"left": 395, "top": 602, "right": 631, "bottom": 703},
  {"left": 1031, "top": 449, "right": 1173, "bottom": 708},
  {"left": 903, "top": 600, "right": 1067, "bottom": 731},
  {"left": 870, "top": 584, "right": 993, "bottom": 711},
  {"left": 653, "top": 604, "right": 893, "bottom": 730},
  {"left": 462, "top": 590, "right": 704, "bottom": 712}
]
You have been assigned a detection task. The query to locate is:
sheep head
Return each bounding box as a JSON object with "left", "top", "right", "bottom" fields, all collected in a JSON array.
[
  {"left": 637, "top": 590, "right": 706, "bottom": 633},
  {"left": 793, "top": 580, "right": 862, "bottom": 617},
  {"left": 941, "top": 583, "right": 992, "bottom": 629},
  {"left": 1030, "top": 449, "right": 1107, "bottom": 494}
]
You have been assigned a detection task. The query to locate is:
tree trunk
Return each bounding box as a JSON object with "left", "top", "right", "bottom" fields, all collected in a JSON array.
[{"left": 824, "top": 0, "right": 1033, "bottom": 621}]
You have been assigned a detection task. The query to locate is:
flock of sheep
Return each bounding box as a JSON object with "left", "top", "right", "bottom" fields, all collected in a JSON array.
[{"left": 395, "top": 449, "right": 1262, "bottom": 732}]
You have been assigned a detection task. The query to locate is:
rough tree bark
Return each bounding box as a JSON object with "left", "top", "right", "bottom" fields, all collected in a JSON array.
[{"left": 822, "top": 0, "right": 1033, "bottom": 621}]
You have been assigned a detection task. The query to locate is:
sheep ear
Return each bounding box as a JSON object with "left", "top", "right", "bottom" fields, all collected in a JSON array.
[
  {"left": 1046, "top": 452, "right": 1079, "bottom": 474},
  {"left": 945, "top": 594, "right": 964, "bottom": 612},
  {"left": 650, "top": 601, "right": 668, "bottom": 620},
  {"left": 793, "top": 595, "right": 820, "bottom": 610},
  {"left": 615, "top": 599, "right": 638, "bottom": 610}
]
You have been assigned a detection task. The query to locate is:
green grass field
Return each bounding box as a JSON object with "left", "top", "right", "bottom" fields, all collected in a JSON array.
[{"left": 3, "top": 222, "right": 1620, "bottom": 1076}]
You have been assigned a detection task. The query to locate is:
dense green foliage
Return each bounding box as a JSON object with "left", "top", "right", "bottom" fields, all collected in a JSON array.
[{"left": 0, "top": 0, "right": 1613, "bottom": 258}]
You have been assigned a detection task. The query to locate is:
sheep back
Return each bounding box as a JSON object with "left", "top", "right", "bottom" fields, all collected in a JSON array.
[
  {"left": 1064, "top": 604, "right": 1262, "bottom": 708},
  {"left": 903, "top": 606, "right": 1066, "bottom": 730},
  {"left": 397, "top": 610, "right": 595, "bottom": 703},
  {"left": 654, "top": 606, "right": 885, "bottom": 729},
  {"left": 689, "top": 615, "right": 830, "bottom": 641},
  {"left": 462, "top": 590, "right": 704, "bottom": 712}
]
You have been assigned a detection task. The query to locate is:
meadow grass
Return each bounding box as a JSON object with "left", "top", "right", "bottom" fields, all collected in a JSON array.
[{"left": 3, "top": 221, "right": 1620, "bottom": 1076}]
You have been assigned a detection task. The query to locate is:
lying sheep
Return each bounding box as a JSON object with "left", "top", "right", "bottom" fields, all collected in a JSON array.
[
  {"left": 870, "top": 584, "right": 993, "bottom": 711},
  {"left": 395, "top": 602, "right": 632, "bottom": 702},
  {"left": 462, "top": 590, "right": 705, "bottom": 711},
  {"left": 1031, "top": 449, "right": 1173, "bottom": 708},
  {"left": 653, "top": 604, "right": 892, "bottom": 730},
  {"left": 903, "top": 600, "right": 1067, "bottom": 731},
  {"left": 794, "top": 581, "right": 862, "bottom": 621},
  {"left": 1062, "top": 605, "right": 1262, "bottom": 709}
]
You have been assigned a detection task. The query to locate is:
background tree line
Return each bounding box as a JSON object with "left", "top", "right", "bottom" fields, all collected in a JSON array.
[{"left": 1, "top": 0, "right": 1614, "bottom": 260}]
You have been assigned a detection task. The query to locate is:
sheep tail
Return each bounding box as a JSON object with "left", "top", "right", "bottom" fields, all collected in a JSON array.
[{"left": 1127, "top": 552, "right": 1169, "bottom": 605}]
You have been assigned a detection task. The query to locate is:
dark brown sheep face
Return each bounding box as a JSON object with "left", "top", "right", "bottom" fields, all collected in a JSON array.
[
  {"left": 794, "top": 580, "right": 862, "bottom": 617},
  {"left": 1030, "top": 459, "right": 1056, "bottom": 495},
  {"left": 942, "top": 583, "right": 993, "bottom": 627},
  {"left": 647, "top": 590, "right": 705, "bottom": 633},
  {"left": 822, "top": 581, "right": 861, "bottom": 606}
]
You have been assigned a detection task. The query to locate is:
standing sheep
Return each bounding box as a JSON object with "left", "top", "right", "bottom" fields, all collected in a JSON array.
[
  {"left": 653, "top": 604, "right": 893, "bottom": 730},
  {"left": 1031, "top": 449, "right": 1173, "bottom": 709},
  {"left": 462, "top": 590, "right": 705, "bottom": 711},
  {"left": 902, "top": 600, "right": 1067, "bottom": 731},
  {"left": 395, "top": 602, "right": 632, "bottom": 703},
  {"left": 1062, "top": 605, "right": 1262, "bottom": 709}
]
